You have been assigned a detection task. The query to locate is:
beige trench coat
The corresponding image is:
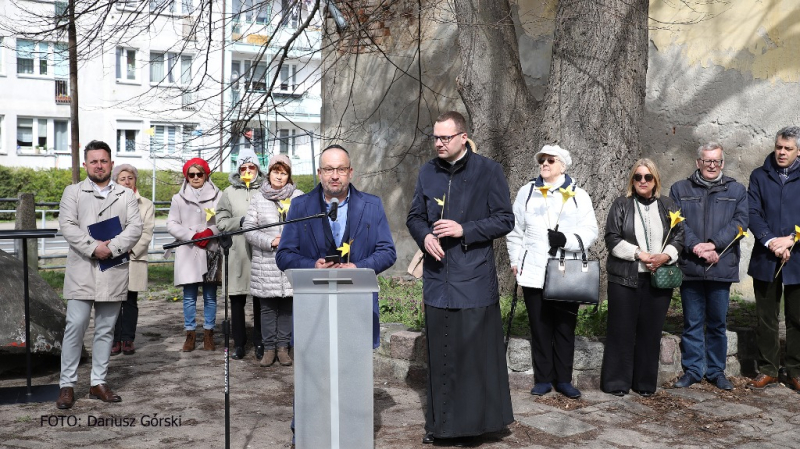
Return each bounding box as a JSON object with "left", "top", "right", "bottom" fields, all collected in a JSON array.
[
  {"left": 128, "top": 193, "right": 155, "bottom": 292},
  {"left": 59, "top": 180, "right": 143, "bottom": 302},
  {"left": 166, "top": 181, "right": 221, "bottom": 286}
]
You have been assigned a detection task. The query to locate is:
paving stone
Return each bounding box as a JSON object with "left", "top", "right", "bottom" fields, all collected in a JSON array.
[
  {"left": 664, "top": 386, "right": 717, "bottom": 402},
  {"left": 596, "top": 428, "right": 656, "bottom": 446},
  {"left": 689, "top": 400, "right": 761, "bottom": 419},
  {"left": 518, "top": 411, "right": 596, "bottom": 437}
]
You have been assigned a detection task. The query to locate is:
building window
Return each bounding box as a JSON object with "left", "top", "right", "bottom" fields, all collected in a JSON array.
[
  {"left": 233, "top": 0, "right": 270, "bottom": 24},
  {"left": 117, "top": 129, "right": 138, "bottom": 153},
  {"left": 54, "top": 120, "right": 69, "bottom": 153},
  {"left": 150, "top": 52, "right": 190, "bottom": 85},
  {"left": 0, "top": 115, "right": 5, "bottom": 154},
  {"left": 116, "top": 48, "right": 137, "bottom": 81},
  {"left": 281, "top": 0, "right": 299, "bottom": 28},
  {"left": 278, "top": 129, "right": 296, "bottom": 156},
  {"left": 55, "top": 1, "right": 68, "bottom": 26},
  {"left": 17, "top": 118, "right": 33, "bottom": 149},
  {"left": 278, "top": 64, "right": 296, "bottom": 91},
  {"left": 17, "top": 40, "right": 49, "bottom": 76},
  {"left": 150, "top": 124, "right": 178, "bottom": 154}
]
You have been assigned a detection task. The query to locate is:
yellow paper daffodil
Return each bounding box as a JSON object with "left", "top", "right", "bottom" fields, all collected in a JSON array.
[
  {"left": 536, "top": 186, "right": 550, "bottom": 199},
  {"left": 240, "top": 171, "right": 254, "bottom": 188},
  {"left": 558, "top": 186, "right": 576, "bottom": 204},
  {"left": 277, "top": 198, "right": 292, "bottom": 219},
  {"left": 435, "top": 195, "right": 446, "bottom": 220},
  {"left": 795, "top": 225, "right": 800, "bottom": 242},
  {"left": 336, "top": 240, "right": 352, "bottom": 259},
  {"left": 204, "top": 208, "right": 216, "bottom": 222},
  {"left": 735, "top": 225, "right": 748, "bottom": 240},
  {"left": 669, "top": 210, "right": 685, "bottom": 228},
  {"left": 776, "top": 224, "right": 800, "bottom": 278}
]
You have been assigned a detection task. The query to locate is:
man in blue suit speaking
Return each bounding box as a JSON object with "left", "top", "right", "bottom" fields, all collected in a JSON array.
[{"left": 275, "top": 144, "right": 397, "bottom": 349}]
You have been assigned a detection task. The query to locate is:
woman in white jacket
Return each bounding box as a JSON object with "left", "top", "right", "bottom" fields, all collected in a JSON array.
[{"left": 507, "top": 145, "right": 598, "bottom": 399}]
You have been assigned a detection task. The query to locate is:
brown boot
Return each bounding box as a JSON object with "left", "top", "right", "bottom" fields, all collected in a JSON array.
[
  {"left": 182, "top": 331, "right": 196, "bottom": 352},
  {"left": 277, "top": 347, "right": 293, "bottom": 366},
  {"left": 260, "top": 349, "right": 276, "bottom": 367},
  {"left": 203, "top": 329, "right": 216, "bottom": 351}
]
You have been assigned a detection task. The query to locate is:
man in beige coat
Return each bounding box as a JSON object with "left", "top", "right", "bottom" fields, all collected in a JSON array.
[{"left": 56, "top": 141, "right": 143, "bottom": 409}]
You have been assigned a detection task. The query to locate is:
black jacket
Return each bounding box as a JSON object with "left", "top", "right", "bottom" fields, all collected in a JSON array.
[
  {"left": 406, "top": 143, "right": 514, "bottom": 309},
  {"left": 605, "top": 195, "right": 685, "bottom": 288}
]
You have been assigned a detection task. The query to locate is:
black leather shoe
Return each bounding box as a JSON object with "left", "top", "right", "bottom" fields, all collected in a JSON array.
[
  {"left": 255, "top": 345, "right": 265, "bottom": 360},
  {"left": 609, "top": 390, "right": 626, "bottom": 397},
  {"left": 231, "top": 346, "right": 245, "bottom": 360},
  {"left": 634, "top": 389, "right": 654, "bottom": 397},
  {"left": 422, "top": 432, "right": 434, "bottom": 444}
]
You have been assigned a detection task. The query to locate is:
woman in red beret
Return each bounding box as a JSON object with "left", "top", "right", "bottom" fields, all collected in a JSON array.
[{"left": 167, "top": 158, "right": 222, "bottom": 352}]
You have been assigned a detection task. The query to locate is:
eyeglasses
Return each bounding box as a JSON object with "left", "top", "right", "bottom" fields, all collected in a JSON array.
[
  {"left": 633, "top": 173, "right": 654, "bottom": 182},
  {"left": 320, "top": 166, "right": 350, "bottom": 176},
  {"left": 538, "top": 157, "right": 557, "bottom": 165},
  {"left": 431, "top": 133, "right": 464, "bottom": 144},
  {"left": 239, "top": 164, "right": 257, "bottom": 172},
  {"left": 187, "top": 172, "right": 205, "bottom": 179},
  {"left": 698, "top": 159, "right": 723, "bottom": 167}
]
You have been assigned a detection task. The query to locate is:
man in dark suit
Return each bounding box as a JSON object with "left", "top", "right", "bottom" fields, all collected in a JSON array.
[{"left": 275, "top": 144, "right": 397, "bottom": 348}]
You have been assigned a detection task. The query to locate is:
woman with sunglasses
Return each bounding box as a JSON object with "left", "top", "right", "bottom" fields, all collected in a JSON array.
[
  {"left": 600, "top": 158, "right": 684, "bottom": 397},
  {"left": 167, "top": 158, "right": 221, "bottom": 352},
  {"left": 215, "top": 147, "right": 265, "bottom": 361},
  {"left": 507, "top": 145, "right": 598, "bottom": 399}
]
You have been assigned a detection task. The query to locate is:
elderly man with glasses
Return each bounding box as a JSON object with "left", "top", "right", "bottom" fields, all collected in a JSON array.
[
  {"left": 668, "top": 142, "right": 748, "bottom": 391},
  {"left": 745, "top": 126, "right": 800, "bottom": 392},
  {"left": 407, "top": 111, "right": 515, "bottom": 445}
]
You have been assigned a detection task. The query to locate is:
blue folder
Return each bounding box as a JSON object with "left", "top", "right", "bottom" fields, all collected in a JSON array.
[{"left": 87, "top": 216, "right": 129, "bottom": 271}]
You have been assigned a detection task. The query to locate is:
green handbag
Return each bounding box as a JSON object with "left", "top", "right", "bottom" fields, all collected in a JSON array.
[
  {"left": 651, "top": 264, "right": 683, "bottom": 289},
  {"left": 635, "top": 200, "right": 683, "bottom": 290}
]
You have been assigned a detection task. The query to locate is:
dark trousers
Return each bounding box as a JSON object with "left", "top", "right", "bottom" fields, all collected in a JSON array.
[
  {"left": 753, "top": 272, "right": 800, "bottom": 377},
  {"left": 113, "top": 291, "right": 138, "bottom": 342},
  {"left": 523, "top": 287, "right": 579, "bottom": 384},
  {"left": 259, "top": 296, "right": 293, "bottom": 350},
  {"left": 601, "top": 274, "right": 672, "bottom": 393},
  {"left": 230, "top": 294, "right": 263, "bottom": 349}
]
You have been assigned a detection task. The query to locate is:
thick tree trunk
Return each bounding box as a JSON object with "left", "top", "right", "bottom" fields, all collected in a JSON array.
[
  {"left": 454, "top": 0, "right": 649, "bottom": 290},
  {"left": 539, "top": 0, "right": 649, "bottom": 261}
]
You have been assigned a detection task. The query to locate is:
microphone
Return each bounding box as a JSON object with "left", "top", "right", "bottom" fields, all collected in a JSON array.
[{"left": 328, "top": 197, "right": 339, "bottom": 221}]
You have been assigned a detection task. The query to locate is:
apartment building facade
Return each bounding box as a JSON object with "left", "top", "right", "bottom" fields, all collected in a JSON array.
[{"left": 0, "top": 0, "right": 321, "bottom": 175}]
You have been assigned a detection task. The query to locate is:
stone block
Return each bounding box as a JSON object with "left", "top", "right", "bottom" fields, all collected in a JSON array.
[
  {"left": 573, "top": 338, "right": 604, "bottom": 369},
  {"left": 378, "top": 322, "right": 408, "bottom": 357},
  {"left": 519, "top": 411, "right": 596, "bottom": 437},
  {"left": 389, "top": 330, "right": 423, "bottom": 361},
  {"left": 660, "top": 334, "right": 679, "bottom": 365},
  {"left": 726, "top": 329, "right": 738, "bottom": 356},
  {"left": 508, "top": 371, "right": 533, "bottom": 391},
  {"left": 507, "top": 337, "right": 531, "bottom": 372},
  {"left": 574, "top": 371, "right": 601, "bottom": 389},
  {"left": 725, "top": 355, "right": 741, "bottom": 377}
]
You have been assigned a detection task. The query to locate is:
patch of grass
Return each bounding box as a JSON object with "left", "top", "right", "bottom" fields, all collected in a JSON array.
[
  {"left": 39, "top": 269, "right": 65, "bottom": 293},
  {"left": 728, "top": 293, "right": 757, "bottom": 329},
  {"left": 378, "top": 277, "right": 424, "bottom": 331},
  {"left": 15, "top": 415, "right": 33, "bottom": 423}
]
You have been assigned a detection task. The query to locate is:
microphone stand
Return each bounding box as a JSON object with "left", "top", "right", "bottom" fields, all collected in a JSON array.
[{"left": 163, "top": 211, "right": 329, "bottom": 449}]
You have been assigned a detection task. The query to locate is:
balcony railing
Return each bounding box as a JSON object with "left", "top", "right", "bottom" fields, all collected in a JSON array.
[{"left": 55, "top": 78, "right": 70, "bottom": 104}]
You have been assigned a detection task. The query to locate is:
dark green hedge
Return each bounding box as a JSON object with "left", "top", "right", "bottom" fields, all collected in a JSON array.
[{"left": 0, "top": 166, "right": 317, "bottom": 219}]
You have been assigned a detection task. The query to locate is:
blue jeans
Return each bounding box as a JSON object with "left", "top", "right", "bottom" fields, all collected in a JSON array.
[
  {"left": 679, "top": 280, "right": 731, "bottom": 381},
  {"left": 183, "top": 283, "right": 218, "bottom": 331}
]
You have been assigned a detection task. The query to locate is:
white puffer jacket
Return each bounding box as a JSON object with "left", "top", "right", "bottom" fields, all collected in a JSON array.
[
  {"left": 243, "top": 189, "right": 303, "bottom": 298},
  {"left": 506, "top": 175, "right": 598, "bottom": 289}
]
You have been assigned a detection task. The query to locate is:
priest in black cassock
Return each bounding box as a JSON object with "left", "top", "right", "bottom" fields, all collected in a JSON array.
[{"left": 407, "top": 111, "right": 515, "bottom": 445}]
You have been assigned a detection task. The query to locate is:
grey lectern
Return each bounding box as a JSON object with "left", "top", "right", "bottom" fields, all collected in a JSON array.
[{"left": 288, "top": 268, "right": 379, "bottom": 449}]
